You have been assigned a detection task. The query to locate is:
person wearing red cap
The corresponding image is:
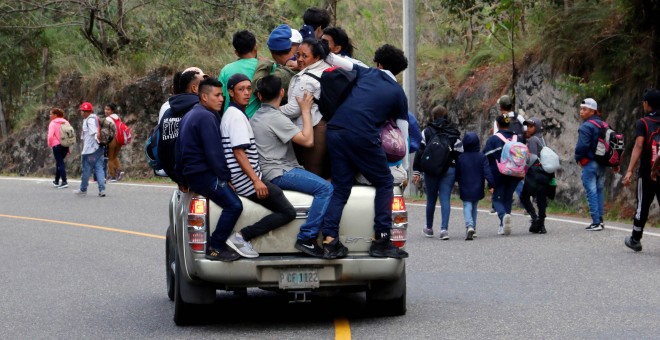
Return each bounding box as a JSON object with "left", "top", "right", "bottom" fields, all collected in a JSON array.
[{"left": 74, "top": 102, "right": 106, "bottom": 197}]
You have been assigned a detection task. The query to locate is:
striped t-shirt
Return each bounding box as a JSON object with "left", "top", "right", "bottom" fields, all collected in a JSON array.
[{"left": 220, "top": 103, "right": 261, "bottom": 196}]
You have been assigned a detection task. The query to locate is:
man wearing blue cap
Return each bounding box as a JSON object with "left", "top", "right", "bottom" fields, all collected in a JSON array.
[
  {"left": 218, "top": 30, "right": 261, "bottom": 119},
  {"left": 252, "top": 24, "right": 302, "bottom": 105}
]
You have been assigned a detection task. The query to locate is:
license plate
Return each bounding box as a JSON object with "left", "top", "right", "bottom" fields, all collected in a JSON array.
[{"left": 279, "top": 268, "right": 320, "bottom": 289}]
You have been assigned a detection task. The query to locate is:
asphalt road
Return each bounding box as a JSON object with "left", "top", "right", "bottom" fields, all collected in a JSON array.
[{"left": 1, "top": 176, "right": 659, "bottom": 339}]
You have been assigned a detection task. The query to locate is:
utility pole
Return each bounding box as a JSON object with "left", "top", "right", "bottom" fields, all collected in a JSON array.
[{"left": 403, "top": 0, "right": 417, "bottom": 196}]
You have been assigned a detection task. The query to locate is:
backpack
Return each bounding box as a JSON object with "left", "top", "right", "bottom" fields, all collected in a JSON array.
[
  {"left": 588, "top": 119, "right": 624, "bottom": 167},
  {"left": 419, "top": 127, "right": 451, "bottom": 176},
  {"left": 641, "top": 117, "right": 660, "bottom": 169},
  {"left": 537, "top": 137, "right": 561, "bottom": 173},
  {"left": 97, "top": 116, "right": 116, "bottom": 146},
  {"left": 509, "top": 112, "right": 526, "bottom": 143},
  {"left": 144, "top": 124, "right": 161, "bottom": 170},
  {"left": 112, "top": 117, "right": 132, "bottom": 145},
  {"left": 381, "top": 119, "right": 406, "bottom": 162},
  {"left": 303, "top": 66, "right": 357, "bottom": 122},
  {"left": 495, "top": 133, "right": 529, "bottom": 178},
  {"left": 59, "top": 122, "right": 76, "bottom": 147}
]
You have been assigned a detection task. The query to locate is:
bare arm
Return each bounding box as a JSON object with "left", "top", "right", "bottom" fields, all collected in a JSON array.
[
  {"left": 233, "top": 148, "right": 268, "bottom": 198},
  {"left": 623, "top": 136, "right": 645, "bottom": 186},
  {"left": 290, "top": 91, "right": 314, "bottom": 148}
]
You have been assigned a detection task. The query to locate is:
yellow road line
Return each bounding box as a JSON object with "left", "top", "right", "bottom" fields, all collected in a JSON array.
[
  {"left": 334, "top": 317, "right": 351, "bottom": 340},
  {"left": 0, "top": 214, "right": 165, "bottom": 240}
]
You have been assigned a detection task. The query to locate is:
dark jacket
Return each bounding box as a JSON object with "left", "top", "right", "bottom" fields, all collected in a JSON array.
[
  {"left": 483, "top": 129, "right": 517, "bottom": 186},
  {"left": 412, "top": 117, "right": 462, "bottom": 174},
  {"left": 408, "top": 111, "right": 423, "bottom": 153},
  {"left": 159, "top": 93, "right": 199, "bottom": 183},
  {"left": 456, "top": 132, "right": 494, "bottom": 201},
  {"left": 175, "top": 103, "right": 231, "bottom": 182},
  {"left": 574, "top": 115, "right": 602, "bottom": 164}
]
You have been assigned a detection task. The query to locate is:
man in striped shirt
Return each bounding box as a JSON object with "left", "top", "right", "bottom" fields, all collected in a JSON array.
[{"left": 220, "top": 73, "right": 296, "bottom": 258}]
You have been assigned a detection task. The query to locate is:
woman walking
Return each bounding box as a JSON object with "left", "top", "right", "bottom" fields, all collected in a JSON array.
[{"left": 47, "top": 108, "right": 70, "bottom": 188}]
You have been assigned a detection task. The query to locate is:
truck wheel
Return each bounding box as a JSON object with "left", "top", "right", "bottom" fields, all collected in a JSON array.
[
  {"left": 173, "top": 254, "right": 195, "bottom": 326},
  {"left": 166, "top": 227, "right": 175, "bottom": 301},
  {"left": 366, "top": 266, "right": 407, "bottom": 316}
]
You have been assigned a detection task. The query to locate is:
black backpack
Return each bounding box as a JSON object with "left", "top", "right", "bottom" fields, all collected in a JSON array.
[
  {"left": 420, "top": 127, "right": 452, "bottom": 176},
  {"left": 303, "top": 66, "right": 357, "bottom": 122},
  {"left": 509, "top": 112, "right": 525, "bottom": 143}
]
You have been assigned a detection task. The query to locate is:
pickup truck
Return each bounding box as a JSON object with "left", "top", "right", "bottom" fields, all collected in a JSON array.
[{"left": 165, "top": 185, "right": 408, "bottom": 325}]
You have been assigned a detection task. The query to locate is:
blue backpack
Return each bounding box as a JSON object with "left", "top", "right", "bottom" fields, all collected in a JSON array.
[{"left": 144, "top": 124, "right": 161, "bottom": 171}]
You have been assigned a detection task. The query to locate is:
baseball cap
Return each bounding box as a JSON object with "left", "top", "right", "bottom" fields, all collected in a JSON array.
[
  {"left": 80, "top": 102, "right": 93, "bottom": 111},
  {"left": 299, "top": 24, "right": 315, "bottom": 41},
  {"left": 183, "top": 66, "right": 208, "bottom": 79},
  {"left": 643, "top": 89, "right": 660, "bottom": 109},
  {"left": 523, "top": 117, "right": 543, "bottom": 130},
  {"left": 497, "top": 95, "right": 512, "bottom": 107},
  {"left": 580, "top": 98, "right": 598, "bottom": 111},
  {"left": 267, "top": 25, "right": 302, "bottom": 51},
  {"left": 227, "top": 73, "right": 250, "bottom": 90}
]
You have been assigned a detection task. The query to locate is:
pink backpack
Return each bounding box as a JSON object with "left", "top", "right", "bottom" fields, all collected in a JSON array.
[
  {"left": 495, "top": 133, "right": 529, "bottom": 178},
  {"left": 381, "top": 119, "right": 406, "bottom": 162}
]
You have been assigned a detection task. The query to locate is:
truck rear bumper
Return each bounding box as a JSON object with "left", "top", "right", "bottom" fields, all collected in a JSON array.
[{"left": 191, "top": 255, "right": 405, "bottom": 288}]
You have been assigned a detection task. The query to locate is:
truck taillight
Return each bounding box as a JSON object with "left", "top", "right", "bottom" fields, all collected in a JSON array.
[
  {"left": 188, "top": 197, "right": 207, "bottom": 253},
  {"left": 391, "top": 195, "right": 407, "bottom": 248}
]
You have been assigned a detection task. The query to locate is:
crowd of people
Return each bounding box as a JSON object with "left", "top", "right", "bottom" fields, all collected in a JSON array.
[{"left": 45, "top": 7, "right": 660, "bottom": 262}]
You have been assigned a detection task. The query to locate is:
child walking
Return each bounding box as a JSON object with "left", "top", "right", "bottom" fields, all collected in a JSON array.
[{"left": 456, "top": 131, "right": 495, "bottom": 240}]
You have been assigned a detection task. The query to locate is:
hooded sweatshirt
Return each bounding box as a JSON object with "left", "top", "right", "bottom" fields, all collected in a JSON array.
[
  {"left": 456, "top": 132, "right": 495, "bottom": 201},
  {"left": 48, "top": 117, "right": 68, "bottom": 148},
  {"left": 159, "top": 92, "right": 200, "bottom": 182}
]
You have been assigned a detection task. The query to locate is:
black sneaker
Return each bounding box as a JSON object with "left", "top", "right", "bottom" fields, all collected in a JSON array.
[
  {"left": 322, "top": 238, "right": 348, "bottom": 259},
  {"left": 369, "top": 238, "right": 409, "bottom": 258},
  {"left": 585, "top": 223, "right": 603, "bottom": 231},
  {"left": 538, "top": 222, "right": 547, "bottom": 234},
  {"left": 295, "top": 238, "right": 324, "bottom": 258},
  {"left": 529, "top": 219, "right": 540, "bottom": 233},
  {"left": 205, "top": 246, "right": 240, "bottom": 262},
  {"left": 625, "top": 236, "right": 642, "bottom": 252}
]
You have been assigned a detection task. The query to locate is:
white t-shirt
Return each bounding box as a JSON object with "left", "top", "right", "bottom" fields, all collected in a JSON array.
[
  {"left": 220, "top": 104, "right": 261, "bottom": 196},
  {"left": 493, "top": 111, "right": 527, "bottom": 134}
]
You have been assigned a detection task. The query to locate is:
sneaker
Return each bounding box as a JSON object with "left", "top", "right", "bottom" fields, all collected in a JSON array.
[
  {"left": 538, "top": 223, "right": 547, "bottom": 234},
  {"left": 439, "top": 229, "right": 449, "bottom": 240},
  {"left": 369, "top": 238, "right": 408, "bottom": 258},
  {"left": 529, "top": 219, "right": 540, "bottom": 233},
  {"left": 503, "top": 214, "right": 512, "bottom": 235},
  {"left": 585, "top": 223, "right": 603, "bottom": 231},
  {"left": 57, "top": 182, "right": 69, "bottom": 189},
  {"left": 73, "top": 189, "right": 87, "bottom": 196},
  {"left": 323, "top": 238, "right": 349, "bottom": 259},
  {"left": 498, "top": 225, "right": 505, "bottom": 235},
  {"left": 489, "top": 208, "right": 497, "bottom": 215},
  {"left": 423, "top": 227, "right": 434, "bottom": 238},
  {"left": 625, "top": 236, "right": 642, "bottom": 252},
  {"left": 226, "top": 232, "right": 259, "bottom": 258},
  {"left": 98, "top": 191, "right": 106, "bottom": 197},
  {"left": 117, "top": 171, "right": 125, "bottom": 181},
  {"left": 109, "top": 177, "right": 117, "bottom": 183},
  {"left": 52, "top": 181, "right": 59, "bottom": 187},
  {"left": 295, "top": 238, "right": 324, "bottom": 258},
  {"left": 466, "top": 227, "right": 475, "bottom": 241},
  {"left": 205, "top": 245, "right": 240, "bottom": 262}
]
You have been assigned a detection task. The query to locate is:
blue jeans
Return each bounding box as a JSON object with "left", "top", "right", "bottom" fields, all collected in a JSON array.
[
  {"left": 80, "top": 147, "right": 106, "bottom": 192},
  {"left": 493, "top": 176, "right": 521, "bottom": 225},
  {"left": 271, "top": 168, "right": 333, "bottom": 240},
  {"left": 462, "top": 200, "right": 478, "bottom": 229},
  {"left": 52, "top": 145, "right": 68, "bottom": 184},
  {"left": 581, "top": 160, "right": 606, "bottom": 224},
  {"left": 424, "top": 166, "right": 456, "bottom": 231},
  {"left": 186, "top": 172, "right": 243, "bottom": 249}
]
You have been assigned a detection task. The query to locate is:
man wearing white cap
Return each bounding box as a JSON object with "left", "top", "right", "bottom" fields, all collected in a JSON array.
[
  {"left": 252, "top": 24, "right": 302, "bottom": 105},
  {"left": 574, "top": 97, "right": 618, "bottom": 231}
]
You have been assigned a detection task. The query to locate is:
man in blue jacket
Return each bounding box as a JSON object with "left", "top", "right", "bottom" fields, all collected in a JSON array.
[
  {"left": 175, "top": 78, "right": 242, "bottom": 262},
  {"left": 574, "top": 98, "right": 619, "bottom": 231}
]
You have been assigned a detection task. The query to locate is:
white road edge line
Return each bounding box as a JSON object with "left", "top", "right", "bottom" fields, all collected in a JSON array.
[
  {"left": 407, "top": 203, "right": 660, "bottom": 238},
  {"left": 0, "top": 176, "right": 176, "bottom": 189}
]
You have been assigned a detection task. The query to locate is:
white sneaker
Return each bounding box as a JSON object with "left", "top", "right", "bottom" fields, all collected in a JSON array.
[
  {"left": 226, "top": 232, "right": 259, "bottom": 258},
  {"left": 498, "top": 225, "right": 505, "bottom": 235},
  {"left": 439, "top": 230, "right": 449, "bottom": 240},
  {"left": 503, "top": 214, "right": 512, "bottom": 235},
  {"left": 466, "top": 227, "right": 475, "bottom": 240},
  {"left": 73, "top": 189, "right": 87, "bottom": 196}
]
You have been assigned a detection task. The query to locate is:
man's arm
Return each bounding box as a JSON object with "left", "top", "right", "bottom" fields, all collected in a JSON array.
[
  {"left": 290, "top": 91, "right": 314, "bottom": 148},
  {"left": 623, "top": 135, "right": 645, "bottom": 186},
  {"left": 233, "top": 148, "right": 268, "bottom": 199}
]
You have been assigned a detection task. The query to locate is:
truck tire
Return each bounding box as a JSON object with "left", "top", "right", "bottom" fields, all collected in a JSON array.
[
  {"left": 166, "top": 227, "right": 175, "bottom": 301},
  {"left": 366, "top": 265, "right": 406, "bottom": 316},
  {"left": 173, "top": 253, "right": 196, "bottom": 326}
]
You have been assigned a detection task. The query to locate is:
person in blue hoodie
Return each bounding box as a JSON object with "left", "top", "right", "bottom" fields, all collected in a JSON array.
[
  {"left": 456, "top": 131, "right": 495, "bottom": 240},
  {"left": 483, "top": 115, "right": 523, "bottom": 235},
  {"left": 174, "top": 77, "right": 242, "bottom": 262}
]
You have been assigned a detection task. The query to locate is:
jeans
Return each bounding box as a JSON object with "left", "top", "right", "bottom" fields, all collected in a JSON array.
[
  {"left": 241, "top": 180, "right": 297, "bottom": 241},
  {"left": 271, "top": 168, "right": 333, "bottom": 240},
  {"left": 581, "top": 160, "right": 606, "bottom": 224},
  {"left": 462, "top": 200, "right": 478, "bottom": 229},
  {"left": 424, "top": 166, "right": 456, "bottom": 231},
  {"left": 186, "top": 172, "right": 243, "bottom": 249},
  {"left": 52, "top": 145, "right": 68, "bottom": 184},
  {"left": 80, "top": 147, "right": 106, "bottom": 193},
  {"left": 493, "top": 176, "right": 522, "bottom": 225},
  {"left": 322, "top": 129, "right": 393, "bottom": 239}
]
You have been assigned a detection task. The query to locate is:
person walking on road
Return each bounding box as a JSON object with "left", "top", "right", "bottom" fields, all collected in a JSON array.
[
  {"left": 74, "top": 102, "right": 106, "bottom": 197},
  {"left": 104, "top": 103, "right": 125, "bottom": 181},
  {"left": 622, "top": 89, "right": 660, "bottom": 251},
  {"left": 47, "top": 108, "right": 71, "bottom": 189}
]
